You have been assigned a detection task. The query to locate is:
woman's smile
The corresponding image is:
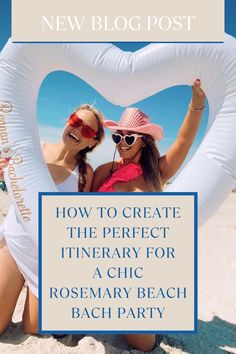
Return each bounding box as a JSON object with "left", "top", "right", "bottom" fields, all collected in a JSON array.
[
  {"left": 119, "top": 145, "right": 131, "bottom": 152},
  {"left": 67, "top": 130, "right": 81, "bottom": 144}
]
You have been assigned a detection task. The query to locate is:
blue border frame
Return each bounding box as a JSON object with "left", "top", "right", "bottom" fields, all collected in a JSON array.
[
  {"left": 39, "top": 191, "right": 198, "bottom": 335},
  {"left": 13, "top": 41, "right": 223, "bottom": 44}
]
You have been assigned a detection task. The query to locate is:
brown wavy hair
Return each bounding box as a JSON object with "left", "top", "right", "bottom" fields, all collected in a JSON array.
[
  {"left": 74, "top": 104, "right": 104, "bottom": 191},
  {"left": 140, "top": 135, "right": 162, "bottom": 192}
]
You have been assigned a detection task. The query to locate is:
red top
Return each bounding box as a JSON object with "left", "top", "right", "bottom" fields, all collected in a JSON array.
[{"left": 98, "top": 163, "right": 143, "bottom": 192}]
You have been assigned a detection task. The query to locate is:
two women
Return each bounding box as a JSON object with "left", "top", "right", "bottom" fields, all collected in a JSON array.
[{"left": 0, "top": 79, "right": 205, "bottom": 352}]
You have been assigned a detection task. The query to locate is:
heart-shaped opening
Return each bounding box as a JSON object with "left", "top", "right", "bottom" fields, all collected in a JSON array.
[
  {"left": 1, "top": 37, "right": 236, "bottom": 243},
  {"left": 38, "top": 71, "right": 208, "bottom": 175}
]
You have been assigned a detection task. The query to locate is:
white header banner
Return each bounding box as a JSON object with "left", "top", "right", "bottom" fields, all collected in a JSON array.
[{"left": 12, "top": 0, "right": 224, "bottom": 42}]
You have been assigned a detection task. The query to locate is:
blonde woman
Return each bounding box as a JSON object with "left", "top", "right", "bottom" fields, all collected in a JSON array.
[{"left": 0, "top": 104, "right": 104, "bottom": 335}]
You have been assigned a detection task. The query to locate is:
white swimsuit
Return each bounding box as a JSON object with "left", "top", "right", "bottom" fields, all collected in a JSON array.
[{"left": 0, "top": 166, "right": 79, "bottom": 298}]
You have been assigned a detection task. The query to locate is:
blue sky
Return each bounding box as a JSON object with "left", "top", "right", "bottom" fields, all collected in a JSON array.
[{"left": 0, "top": 0, "right": 236, "bottom": 168}]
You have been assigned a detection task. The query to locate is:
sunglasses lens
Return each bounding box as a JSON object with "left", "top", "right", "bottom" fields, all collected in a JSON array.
[
  {"left": 112, "top": 133, "right": 122, "bottom": 144},
  {"left": 69, "top": 114, "right": 96, "bottom": 138},
  {"left": 124, "top": 135, "right": 136, "bottom": 146},
  {"left": 82, "top": 126, "right": 94, "bottom": 139},
  {"left": 68, "top": 114, "right": 82, "bottom": 127}
]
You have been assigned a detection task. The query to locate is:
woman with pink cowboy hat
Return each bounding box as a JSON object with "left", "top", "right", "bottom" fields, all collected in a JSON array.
[{"left": 92, "top": 79, "right": 205, "bottom": 352}]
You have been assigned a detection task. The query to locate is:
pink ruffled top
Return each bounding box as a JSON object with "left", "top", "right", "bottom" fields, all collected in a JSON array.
[{"left": 98, "top": 162, "right": 143, "bottom": 192}]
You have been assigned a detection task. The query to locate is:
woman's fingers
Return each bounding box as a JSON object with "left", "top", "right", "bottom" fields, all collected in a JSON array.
[
  {"left": 192, "top": 79, "right": 205, "bottom": 98},
  {"left": 0, "top": 158, "right": 9, "bottom": 181},
  {"left": 190, "top": 79, "right": 205, "bottom": 109},
  {"left": 0, "top": 158, "right": 10, "bottom": 168},
  {"left": 0, "top": 158, "right": 10, "bottom": 179},
  {"left": 194, "top": 78, "right": 201, "bottom": 86},
  {"left": 0, "top": 166, "right": 4, "bottom": 179}
]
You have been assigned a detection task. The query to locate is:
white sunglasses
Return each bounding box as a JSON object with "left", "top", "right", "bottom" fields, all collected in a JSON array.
[{"left": 111, "top": 132, "right": 143, "bottom": 146}]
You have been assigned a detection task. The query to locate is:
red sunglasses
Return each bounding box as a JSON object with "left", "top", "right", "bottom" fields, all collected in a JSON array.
[{"left": 68, "top": 113, "right": 97, "bottom": 139}]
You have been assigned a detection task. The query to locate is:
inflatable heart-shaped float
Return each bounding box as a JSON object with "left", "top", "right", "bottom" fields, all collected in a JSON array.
[{"left": 0, "top": 34, "right": 236, "bottom": 245}]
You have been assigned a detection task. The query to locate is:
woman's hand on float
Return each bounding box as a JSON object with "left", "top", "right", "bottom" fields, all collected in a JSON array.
[
  {"left": 190, "top": 79, "right": 206, "bottom": 111},
  {"left": 0, "top": 157, "right": 10, "bottom": 180}
]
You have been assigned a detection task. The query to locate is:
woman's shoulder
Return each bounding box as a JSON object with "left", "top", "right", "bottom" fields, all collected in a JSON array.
[
  {"left": 92, "top": 161, "right": 119, "bottom": 191},
  {"left": 94, "top": 161, "right": 121, "bottom": 174},
  {"left": 86, "top": 163, "right": 94, "bottom": 177},
  {"left": 94, "top": 161, "right": 111, "bottom": 172},
  {"left": 40, "top": 142, "right": 55, "bottom": 162}
]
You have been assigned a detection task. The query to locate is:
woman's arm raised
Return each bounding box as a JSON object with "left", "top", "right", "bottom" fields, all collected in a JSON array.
[{"left": 159, "top": 79, "right": 205, "bottom": 184}]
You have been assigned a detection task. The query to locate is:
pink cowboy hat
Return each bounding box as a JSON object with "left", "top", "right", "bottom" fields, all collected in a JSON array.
[{"left": 103, "top": 107, "right": 163, "bottom": 140}]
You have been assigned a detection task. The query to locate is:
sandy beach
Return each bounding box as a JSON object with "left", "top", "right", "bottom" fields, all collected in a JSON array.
[{"left": 0, "top": 190, "right": 236, "bottom": 354}]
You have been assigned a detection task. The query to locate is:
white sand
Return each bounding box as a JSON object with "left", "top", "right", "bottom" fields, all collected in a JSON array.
[{"left": 0, "top": 191, "right": 236, "bottom": 353}]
